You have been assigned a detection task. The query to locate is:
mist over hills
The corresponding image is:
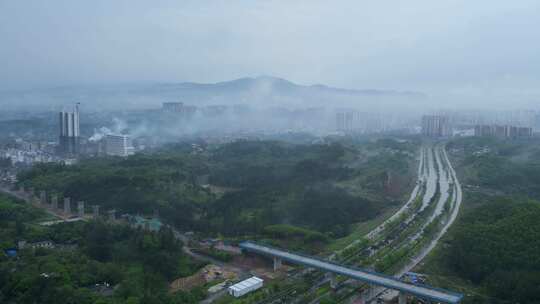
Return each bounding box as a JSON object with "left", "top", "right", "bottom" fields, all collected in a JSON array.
[{"left": 0, "top": 76, "right": 427, "bottom": 112}]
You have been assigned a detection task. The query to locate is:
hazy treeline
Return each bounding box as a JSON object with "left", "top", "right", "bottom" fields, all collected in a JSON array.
[{"left": 17, "top": 139, "right": 416, "bottom": 250}]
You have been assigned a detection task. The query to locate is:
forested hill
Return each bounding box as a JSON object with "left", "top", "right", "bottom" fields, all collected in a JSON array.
[
  {"left": 420, "top": 137, "right": 540, "bottom": 304},
  {"left": 447, "top": 198, "right": 540, "bottom": 303},
  {"left": 447, "top": 137, "right": 540, "bottom": 198},
  {"left": 0, "top": 194, "right": 205, "bottom": 304},
  {"left": 17, "top": 139, "right": 416, "bottom": 244}
]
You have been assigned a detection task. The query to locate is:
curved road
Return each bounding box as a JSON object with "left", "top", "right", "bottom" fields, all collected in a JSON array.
[{"left": 368, "top": 143, "right": 463, "bottom": 302}]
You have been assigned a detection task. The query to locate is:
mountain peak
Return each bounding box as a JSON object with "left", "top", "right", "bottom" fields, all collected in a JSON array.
[{"left": 253, "top": 75, "right": 290, "bottom": 82}]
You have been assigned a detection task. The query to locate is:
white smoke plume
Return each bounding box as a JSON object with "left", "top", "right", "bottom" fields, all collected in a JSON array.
[{"left": 88, "top": 117, "right": 129, "bottom": 142}]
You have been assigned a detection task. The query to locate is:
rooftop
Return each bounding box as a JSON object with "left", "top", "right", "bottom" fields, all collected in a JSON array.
[{"left": 229, "top": 276, "right": 263, "bottom": 292}]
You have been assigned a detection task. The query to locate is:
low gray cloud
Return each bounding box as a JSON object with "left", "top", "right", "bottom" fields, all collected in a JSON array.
[{"left": 0, "top": 0, "right": 539, "bottom": 108}]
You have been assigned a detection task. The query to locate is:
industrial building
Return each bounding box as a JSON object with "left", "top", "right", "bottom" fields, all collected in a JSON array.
[
  {"left": 58, "top": 103, "right": 80, "bottom": 155},
  {"left": 228, "top": 277, "right": 263, "bottom": 298},
  {"left": 104, "top": 134, "right": 135, "bottom": 157},
  {"left": 421, "top": 115, "right": 451, "bottom": 137}
]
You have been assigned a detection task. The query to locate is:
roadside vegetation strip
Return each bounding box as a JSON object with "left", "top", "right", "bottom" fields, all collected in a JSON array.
[
  {"left": 423, "top": 146, "right": 430, "bottom": 177},
  {"left": 299, "top": 145, "right": 459, "bottom": 304},
  {"left": 431, "top": 147, "right": 439, "bottom": 177},
  {"left": 393, "top": 144, "right": 463, "bottom": 277},
  {"left": 292, "top": 145, "right": 449, "bottom": 304},
  {"left": 442, "top": 187, "right": 455, "bottom": 215},
  {"left": 341, "top": 145, "right": 457, "bottom": 299},
  {"left": 367, "top": 186, "right": 442, "bottom": 268},
  {"left": 375, "top": 147, "right": 442, "bottom": 246},
  {"left": 420, "top": 146, "right": 439, "bottom": 211},
  {"left": 336, "top": 238, "right": 370, "bottom": 264},
  {"left": 251, "top": 285, "right": 300, "bottom": 304},
  {"left": 345, "top": 147, "right": 438, "bottom": 266},
  {"left": 368, "top": 180, "right": 426, "bottom": 243},
  {"left": 422, "top": 146, "right": 427, "bottom": 176},
  {"left": 335, "top": 147, "right": 428, "bottom": 263},
  {"left": 339, "top": 174, "right": 441, "bottom": 271},
  {"left": 398, "top": 163, "right": 455, "bottom": 260},
  {"left": 385, "top": 182, "right": 440, "bottom": 244},
  {"left": 338, "top": 144, "right": 463, "bottom": 304},
  {"left": 364, "top": 145, "right": 427, "bottom": 241}
]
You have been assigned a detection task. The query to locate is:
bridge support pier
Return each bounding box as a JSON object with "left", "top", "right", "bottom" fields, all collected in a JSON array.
[
  {"left": 329, "top": 273, "right": 337, "bottom": 289},
  {"left": 78, "top": 201, "right": 85, "bottom": 218},
  {"left": 40, "top": 191, "right": 46, "bottom": 205},
  {"left": 64, "top": 197, "right": 71, "bottom": 215},
  {"left": 358, "top": 285, "right": 372, "bottom": 304},
  {"left": 273, "top": 257, "right": 282, "bottom": 271},
  {"left": 398, "top": 291, "right": 407, "bottom": 304},
  {"left": 51, "top": 195, "right": 58, "bottom": 210}
]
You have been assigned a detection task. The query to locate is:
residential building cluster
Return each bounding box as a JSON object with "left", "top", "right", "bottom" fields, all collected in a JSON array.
[
  {"left": 335, "top": 109, "right": 412, "bottom": 134},
  {"left": 0, "top": 138, "right": 63, "bottom": 169},
  {"left": 421, "top": 115, "right": 451, "bottom": 137},
  {"left": 474, "top": 125, "right": 533, "bottom": 138},
  {"left": 162, "top": 102, "right": 197, "bottom": 116},
  {"left": 336, "top": 110, "right": 359, "bottom": 132}
]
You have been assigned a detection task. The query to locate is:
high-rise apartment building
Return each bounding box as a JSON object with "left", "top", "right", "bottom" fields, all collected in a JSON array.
[
  {"left": 474, "top": 125, "right": 532, "bottom": 138},
  {"left": 421, "top": 115, "right": 451, "bottom": 137},
  {"left": 534, "top": 113, "right": 540, "bottom": 131},
  {"left": 59, "top": 103, "right": 80, "bottom": 155},
  {"left": 336, "top": 110, "right": 359, "bottom": 132}
]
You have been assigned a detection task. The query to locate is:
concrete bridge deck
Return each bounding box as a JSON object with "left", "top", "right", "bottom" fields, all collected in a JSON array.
[{"left": 239, "top": 241, "right": 462, "bottom": 304}]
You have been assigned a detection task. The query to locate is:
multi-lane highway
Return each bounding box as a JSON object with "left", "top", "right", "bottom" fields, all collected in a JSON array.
[
  {"left": 362, "top": 143, "right": 463, "bottom": 302},
  {"left": 248, "top": 142, "right": 464, "bottom": 304},
  {"left": 240, "top": 242, "right": 463, "bottom": 304}
]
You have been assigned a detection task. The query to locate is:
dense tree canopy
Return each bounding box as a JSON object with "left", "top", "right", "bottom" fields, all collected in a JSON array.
[
  {"left": 433, "top": 137, "right": 540, "bottom": 303},
  {"left": 0, "top": 195, "right": 204, "bottom": 304},
  {"left": 17, "top": 140, "right": 413, "bottom": 238},
  {"left": 447, "top": 198, "right": 540, "bottom": 303},
  {"left": 449, "top": 137, "right": 540, "bottom": 198}
]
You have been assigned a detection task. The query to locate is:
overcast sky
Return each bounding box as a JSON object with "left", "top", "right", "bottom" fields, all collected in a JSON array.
[{"left": 1, "top": 1, "right": 539, "bottom": 106}]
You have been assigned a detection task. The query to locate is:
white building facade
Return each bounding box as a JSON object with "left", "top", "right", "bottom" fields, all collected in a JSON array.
[
  {"left": 228, "top": 277, "right": 263, "bottom": 298},
  {"left": 104, "top": 134, "right": 135, "bottom": 157}
]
